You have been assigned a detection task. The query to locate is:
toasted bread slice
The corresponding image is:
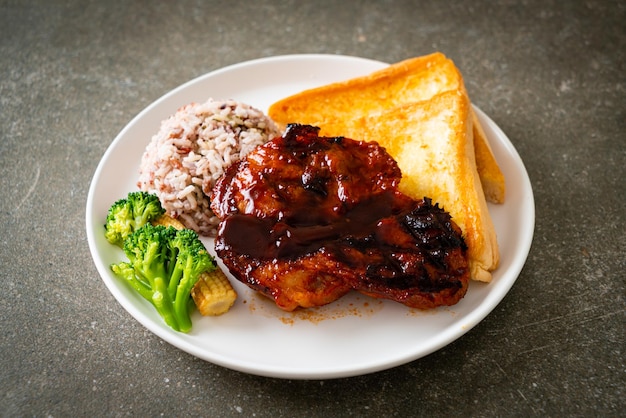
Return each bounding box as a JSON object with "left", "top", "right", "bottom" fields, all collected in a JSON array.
[
  {"left": 268, "top": 52, "right": 505, "bottom": 204},
  {"left": 349, "top": 91, "right": 499, "bottom": 282},
  {"left": 471, "top": 110, "right": 505, "bottom": 203}
]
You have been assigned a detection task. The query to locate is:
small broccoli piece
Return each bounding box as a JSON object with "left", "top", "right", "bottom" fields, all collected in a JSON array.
[
  {"left": 117, "top": 224, "right": 179, "bottom": 330},
  {"left": 168, "top": 228, "right": 217, "bottom": 332},
  {"left": 104, "top": 191, "right": 165, "bottom": 247},
  {"left": 110, "top": 224, "right": 216, "bottom": 333}
]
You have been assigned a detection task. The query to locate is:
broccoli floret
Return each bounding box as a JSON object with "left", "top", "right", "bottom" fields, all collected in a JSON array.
[
  {"left": 168, "top": 228, "right": 217, "bottom": 331},
  {"left": 104, "top": 191, "right": 165, "bottom": 247},
  {"left": 110, "top": 224, "right": 216, "bottom": 333}
]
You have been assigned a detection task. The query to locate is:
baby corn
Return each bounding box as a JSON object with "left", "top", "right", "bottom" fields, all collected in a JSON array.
[
  {"left": 191, "top": 268, "right": 237, "bottom": 316},
  {"left": 152, "top": 214, "right": 237, "bottom": 316}
]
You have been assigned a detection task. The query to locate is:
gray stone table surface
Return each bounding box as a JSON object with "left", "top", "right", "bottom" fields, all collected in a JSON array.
[{"left": 1, "top": 0, "right": 624, "bottom": 416}]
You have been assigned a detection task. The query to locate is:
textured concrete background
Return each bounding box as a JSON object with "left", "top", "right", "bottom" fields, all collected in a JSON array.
[{"left": 1, "top": 0, "right": 624, "bottom": 416}]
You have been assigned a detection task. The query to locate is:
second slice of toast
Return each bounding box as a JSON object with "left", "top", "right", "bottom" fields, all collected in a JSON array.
[{"left": 349, "top": 90, "right": 499, "bottom": 282}]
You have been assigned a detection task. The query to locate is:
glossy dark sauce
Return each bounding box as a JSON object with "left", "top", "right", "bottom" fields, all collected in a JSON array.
[
  {"left": 212, "top": 124, "right": 469, "bottom": 306},
  {"left": 218, "top": 190, "right": 401, "bottom": 261}
]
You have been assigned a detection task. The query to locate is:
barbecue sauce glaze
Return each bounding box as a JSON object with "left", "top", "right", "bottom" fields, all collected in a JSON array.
[{"left": 212, "top": 124, "right": 469, "bottom": 306}]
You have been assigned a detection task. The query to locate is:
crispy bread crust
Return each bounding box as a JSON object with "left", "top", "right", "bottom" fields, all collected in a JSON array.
[{"left": 471, "top": 109, "right": 506, "bottom": 203}]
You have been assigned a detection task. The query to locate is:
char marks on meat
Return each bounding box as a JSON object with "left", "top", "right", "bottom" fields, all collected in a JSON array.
[{"left": 211, "top": 124, "right": 469, "bottom": 311}]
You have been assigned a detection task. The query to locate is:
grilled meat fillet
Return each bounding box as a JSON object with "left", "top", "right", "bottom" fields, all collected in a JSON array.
[{"left": 211, "top": 124, "right": 469, "bottom": 311}]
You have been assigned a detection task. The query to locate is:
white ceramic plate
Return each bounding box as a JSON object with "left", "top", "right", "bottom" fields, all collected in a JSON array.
[{"left": 86, "top": 54, "right": 534, "bottom": 379}]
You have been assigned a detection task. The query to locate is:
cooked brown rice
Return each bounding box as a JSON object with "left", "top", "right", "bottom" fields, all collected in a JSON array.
[{"left": 137, "top": 98, "right": 281, "bottom": 236}]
